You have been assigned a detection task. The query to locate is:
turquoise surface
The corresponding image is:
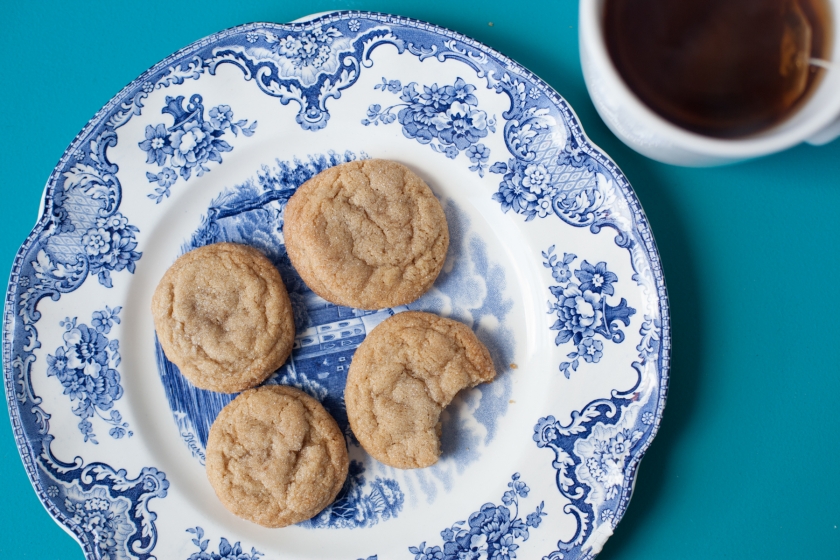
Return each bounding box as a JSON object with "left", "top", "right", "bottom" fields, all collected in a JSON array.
[{"left": 1, "top": 1, "right": 838, "bottom": 557}]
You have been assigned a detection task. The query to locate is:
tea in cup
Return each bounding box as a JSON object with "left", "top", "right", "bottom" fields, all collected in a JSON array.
[{"left": 580, "top": 0, "right": 839, "bottom": 166}]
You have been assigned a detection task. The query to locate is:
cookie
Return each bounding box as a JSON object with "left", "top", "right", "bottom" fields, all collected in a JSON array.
[
  {"left": 151, "top": 242, "right": 295, "bottom": 393},
  {"left": 206, "top": 385, "right": 349, "bottom": 527},
  {"left": 345, "top": 311, "right": 495, "bottom": 469},
  {"left": 284, "top": 159, "right": 449, "bottom": 310}
]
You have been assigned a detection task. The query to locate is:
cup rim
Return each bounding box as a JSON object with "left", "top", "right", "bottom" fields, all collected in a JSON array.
[{"left": 580, "top": 0, "right": 840, "bottom": 158}]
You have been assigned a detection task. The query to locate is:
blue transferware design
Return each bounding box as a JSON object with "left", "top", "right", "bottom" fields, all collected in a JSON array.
[
  {"left": 208, "top": 23, "right": 400, "bottom": 130},
  {"left": 363, "top": 77, "right": 497, "bottom": 176},
  {"left": 140, "top": 94, "right": 257, "bottom": 203},
  {"left": 32, "top": 207, "right": 141, "bottom": 291},
  {"left": 408, "top": 473, "right": 545, "bottom": 560},
  {"left": 34, "top": 138, "right": 143, "bottom": 291},
  {"left": 305, "top": 460, "right": 404, "bottom": 529},
  {"left": 542, "top": 247, "right": 636, "bottom": 378},
  {"left": 4, "top": 12, "right": 669, "bottom": 560},
  {"left": 38, "top": 435, "right": 169, "bottom": 560},
  {"left": 532, "top": 314, "right": 663, "bottom": 553},
  {"left": 46, "top": 307, "right": 131, "bottom": 443},
  {"left": 186, "top": 527, "right": 263, "bottom": 560}
]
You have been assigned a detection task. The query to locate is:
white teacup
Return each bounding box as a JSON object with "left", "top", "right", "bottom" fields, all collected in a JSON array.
[{"left": 579, "top": 0, "right": 840, "bottom": 166}]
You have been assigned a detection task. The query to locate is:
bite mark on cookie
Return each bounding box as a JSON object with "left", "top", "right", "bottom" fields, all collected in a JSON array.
[{"left": 345, "top": 311, "right": 495, "bottom": 469}]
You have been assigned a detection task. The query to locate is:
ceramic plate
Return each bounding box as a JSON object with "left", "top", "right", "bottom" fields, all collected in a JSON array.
[{"left": 3, "top": 11, "right": 669, "bottom": 560}]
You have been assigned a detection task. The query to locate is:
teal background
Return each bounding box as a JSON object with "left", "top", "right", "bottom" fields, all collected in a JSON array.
[{"left": 1, "top": 0, "right": 838, "bottom": 557}]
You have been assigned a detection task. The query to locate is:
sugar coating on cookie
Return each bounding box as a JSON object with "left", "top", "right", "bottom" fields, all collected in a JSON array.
[
  {"left": 151, "top": 242, "right": 295, "bottom": 393},
  {"left": 205, "top": 385, "right": 349, "bottom": 527},
  {"left": 345, "top": 311, "right": 495, "bottom": 469},
  {"left": 284, "top": 159, "right": 449, "bottom": 309}
]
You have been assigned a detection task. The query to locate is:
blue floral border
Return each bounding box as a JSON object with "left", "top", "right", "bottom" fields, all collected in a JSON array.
[{"left": 2, "top": 11, "right": 670, "bottom": 560}]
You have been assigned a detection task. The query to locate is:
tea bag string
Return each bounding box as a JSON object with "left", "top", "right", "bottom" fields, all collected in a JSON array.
[{"left": 809, "top": 58, "right": 835, "bottom": 70}]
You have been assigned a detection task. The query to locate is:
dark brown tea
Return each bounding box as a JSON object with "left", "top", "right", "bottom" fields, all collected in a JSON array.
[{"left": 604, "top": 0, "right": 833, "bottom": 138}]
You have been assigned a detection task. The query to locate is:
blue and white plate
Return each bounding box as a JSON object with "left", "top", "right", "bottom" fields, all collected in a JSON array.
[{"left": 3, "top": 11, "right": 669, "bottom": 560}]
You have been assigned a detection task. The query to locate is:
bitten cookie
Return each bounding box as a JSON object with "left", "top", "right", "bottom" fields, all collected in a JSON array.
[
  {"left": 345, "top": 311, "right": 495, "bottom": 469},
  {"left": 284, "top": 159, "right": 449, "bottom": 310},
  {"left": 206, "top": 385, "right": 349, "bottom": 527},
  {"left": 151, "top": 242, "right": 295, "bottom": 393}
]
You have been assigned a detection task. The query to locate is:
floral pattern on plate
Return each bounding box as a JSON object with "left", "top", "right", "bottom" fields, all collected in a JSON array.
[
  {"left": 542, "top": 246, "right": 636, "bottom": 378},
  {"left": 409, "top": 473, "right": 545, "bottom": 560},
  {"left": 46, "top": 307, "right": 130, "bottom": 443},
  {"left": 140, "top": 94, "right": 257, "bottom": 202},
  {"left": 363, "top": 77, "right": 497, "bottom": 176}
]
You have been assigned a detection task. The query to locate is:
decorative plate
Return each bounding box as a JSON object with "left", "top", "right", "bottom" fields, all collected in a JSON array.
[{"left": 2, "top": 11, "right": 669, "bottom": 560}]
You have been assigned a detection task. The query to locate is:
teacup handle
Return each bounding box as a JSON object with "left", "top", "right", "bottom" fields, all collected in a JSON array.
[{"left": 807, "top": 114, "right": 840, "bottom": 146}]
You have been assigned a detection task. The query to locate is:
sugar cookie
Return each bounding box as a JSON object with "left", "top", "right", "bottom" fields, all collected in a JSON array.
[
  {"left": 205, "top": 385, "right": 349, "bottom": 527},
  {"left": 284, "top": 159, "right": 449, "bottom": 309},
  {"left": 151, "top": 242, "right": 295, "bottom": 393},
  {"left": 345, "top": 311, "right": 495, "bottom": 469}
]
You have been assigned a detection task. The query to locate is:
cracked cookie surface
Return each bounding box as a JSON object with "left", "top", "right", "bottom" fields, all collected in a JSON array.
[
  {"left": 151, "top": 242, "right": 295, "bottom": 393},
  {"left": 345, "top": 311, "right": 495, "bottom": 469},
  {"left": 284, "top": 159, "right": 449, "bottom": 309},
  {"left": 205, "top": 385, "right": 349, "bottom": 527}
]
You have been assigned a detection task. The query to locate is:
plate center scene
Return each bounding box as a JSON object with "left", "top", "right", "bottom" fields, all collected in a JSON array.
[{"left": 153, "top": 151, "right": 524, "bottom": 531}]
